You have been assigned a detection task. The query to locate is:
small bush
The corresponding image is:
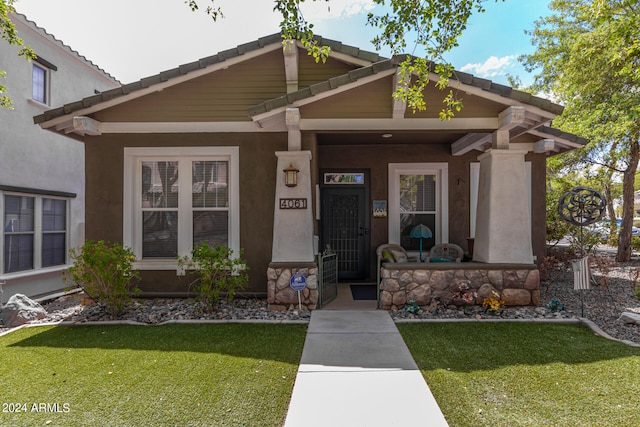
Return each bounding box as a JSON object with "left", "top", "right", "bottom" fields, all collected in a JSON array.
[
  {"left": 65, "top": 240, "right": 140, "bottom": 318},
  {"left": 178, "top": 243, "right": 249, "bottom": 311}
]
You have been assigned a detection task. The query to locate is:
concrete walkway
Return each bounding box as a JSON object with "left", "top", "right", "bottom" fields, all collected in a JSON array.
[{"left": 284, "top": 310, "right": 448, "bottom": 427}]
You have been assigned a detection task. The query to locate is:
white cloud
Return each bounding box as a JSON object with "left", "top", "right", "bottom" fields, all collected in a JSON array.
[
  {"left": 300, "top": 0, "right": 376, "bottom": 20},
  {"left": 460, "top": 55, "right": 517, "bottom": 78}
]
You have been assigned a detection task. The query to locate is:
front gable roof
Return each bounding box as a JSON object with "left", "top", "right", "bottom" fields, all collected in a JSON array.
[
  {"left": 34, "top": 33, "right": 383, "bottom": 130},
  {"left": 34, "top": 33, "right": 585, "bottom": 154}
]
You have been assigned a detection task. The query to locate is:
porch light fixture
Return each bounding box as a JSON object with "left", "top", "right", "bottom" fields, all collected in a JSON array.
[{"left": 283, "top": 164, "right": 299, "bottom": 187}]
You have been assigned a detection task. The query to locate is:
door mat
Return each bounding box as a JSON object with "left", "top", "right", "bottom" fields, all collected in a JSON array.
[{"left": 350, "top": 284, "right": 378, "bottom": 300}]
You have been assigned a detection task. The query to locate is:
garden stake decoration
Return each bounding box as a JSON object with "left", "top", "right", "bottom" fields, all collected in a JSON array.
[{"left": 558, "top": 186, "right": 606, "bottom": 316}]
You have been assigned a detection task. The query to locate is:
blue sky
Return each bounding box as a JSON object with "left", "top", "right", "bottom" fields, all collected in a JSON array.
[{"left": 14, "top": 0, "right": 551, "bottom": 86}]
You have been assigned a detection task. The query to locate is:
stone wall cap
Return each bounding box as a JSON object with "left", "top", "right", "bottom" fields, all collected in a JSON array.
[
  {"left": 269, "top": 262, "right": 317, "bottom": 269},
  {"left": 381, "top": 262, "right": 536, "bottom": 270}
]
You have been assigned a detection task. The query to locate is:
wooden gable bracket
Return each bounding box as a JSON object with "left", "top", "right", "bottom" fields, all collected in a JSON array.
[
  {"left": 283, "top": 39, "right": 299, "bottom": 94},
  {"left": 286, "top": 108, "right": 301, "bottom": 151},
  {"left": 534, "top": 138, "right": 556, "bottom": 153},
  {"left": 72, "top": 116, "right": 102, "bottom": 136},
  {"left": 451, "top": 106, "right": 526, "bottom": 156},
  {"left": 451, "top": 133, "right": 492, "bottom": 156},
  {"left": 392, "top": 69, "right": 408, "bottom": 119}
]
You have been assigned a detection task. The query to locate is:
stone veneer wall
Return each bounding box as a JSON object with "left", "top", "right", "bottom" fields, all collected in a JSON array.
[
  {"left": 380, "top": 263, "right": 539, "bottom": 310},
  {"left": 267, "top": 264, "right": 318, "bottom": 310}
]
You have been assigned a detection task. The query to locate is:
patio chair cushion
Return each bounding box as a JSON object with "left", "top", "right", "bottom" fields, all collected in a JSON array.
[
  {"left": 390, "top": 249, "right": 408, "bottom": 263},
  {"left": 427, "top": 243, "right": 463, "bottom": 263},
  {"left": 381, "top": 249, "right": 395, "bottom": 263}
]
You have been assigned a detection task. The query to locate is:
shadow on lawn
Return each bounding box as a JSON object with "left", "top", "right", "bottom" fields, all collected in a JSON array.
[
  {"left": 6, "top": 323, "right": 307, "bottom": 364},
  {"left": 398, "top": 322, "right": 640, "bottom": 373}
]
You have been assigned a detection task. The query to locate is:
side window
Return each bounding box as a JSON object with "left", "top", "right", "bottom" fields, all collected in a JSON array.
[
  {"left": 32, "top": 63, "right": 48, "bottom": 104},
  {"left": 3, "top": 195, "right": 35, "bottom": 273},
  {"left": 2, "top": 194, "right": 69, "bottom": 274}
]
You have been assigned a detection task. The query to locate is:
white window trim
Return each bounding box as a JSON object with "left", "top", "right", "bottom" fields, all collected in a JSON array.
[
  {"left": 123, "top": 146, "right": 240, "bottom": 270},
  {"left": 388, "top": 163, "right": 449, "bottom": 248},
  {"left": 0, "top": 192, "right": 70, "bottom": 276},
  {"left": 469, "top": 161, "right": 531, "bottom": 238}
]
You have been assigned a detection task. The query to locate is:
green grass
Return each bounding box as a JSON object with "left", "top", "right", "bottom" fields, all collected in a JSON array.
[
  {"left": 398, "top": 322, "right": 640, "bottom": 427},
  {"left": 0, "top": 324, "right": 306, "bottom": 427}
]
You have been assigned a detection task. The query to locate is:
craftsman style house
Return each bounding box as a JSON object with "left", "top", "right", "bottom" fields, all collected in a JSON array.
[
  {"left": 34, "top": 34, "right": 584, "bottom": 308},
  {"left": 0, "top": 13, "right": 119, "bottom": 303}
]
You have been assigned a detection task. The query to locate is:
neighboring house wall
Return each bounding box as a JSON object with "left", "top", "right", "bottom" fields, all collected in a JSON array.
[{"left": 0, "top": 14, "right": 119, "bottom": 303}]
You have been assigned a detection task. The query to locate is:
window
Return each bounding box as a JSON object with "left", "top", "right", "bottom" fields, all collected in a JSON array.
[
  {"left": 388, "top": 163, "right": 448, "bottom": 251},
  {"left": 124, "top": 147, "right": 239, "bottom": 269},
  {"left": 32, "top": 63, "right": 48, "bottom": 104},
  {"left": 2, "top": 194, "right": 68, "bottom": 274}
]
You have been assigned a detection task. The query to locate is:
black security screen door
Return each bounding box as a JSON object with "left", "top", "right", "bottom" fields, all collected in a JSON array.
[{"left": 321, "top": 187, "right": 369, "bottom": 280}]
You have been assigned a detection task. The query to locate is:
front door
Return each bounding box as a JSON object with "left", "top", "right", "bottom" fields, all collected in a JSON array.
[{"left": 321, "top": 174, "right": 370, "bottom": 280}]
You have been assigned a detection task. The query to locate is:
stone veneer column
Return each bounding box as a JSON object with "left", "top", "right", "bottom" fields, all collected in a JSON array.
[{"left": 473, "top": 149, "right": 534, "bottom": 264}]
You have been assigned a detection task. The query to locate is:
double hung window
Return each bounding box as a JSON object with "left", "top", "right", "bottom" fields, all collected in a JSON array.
[
  {"left": 32, "top": 63, "right": 48, "bottom": 104},
  {"left": 124, "top": 147, "right": 239, "bottom": 268},
  {"left": 388, "top": 163, "right": 448, "bottom": 252},
  {"left": 2, "top": 194, "right": 68, "bottom": 274}
]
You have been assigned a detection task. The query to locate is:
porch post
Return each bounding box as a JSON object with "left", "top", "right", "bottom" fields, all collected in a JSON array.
[
  {"left": 267, "top": 108, "right": 318, "bottom": 310},
  {"left": 271, "top": 150, "right": 314, "bottom": 262},
  {"left": 473, "top": 147, "right": 534, "bottom": 264}
]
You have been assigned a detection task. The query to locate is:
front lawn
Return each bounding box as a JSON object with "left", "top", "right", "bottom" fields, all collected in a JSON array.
[
  {"left": 0, "top": 324, "right": 306, "bottom": 426},
  {"left": 398, "top": 322, "right": 640, "bottom": 427}
]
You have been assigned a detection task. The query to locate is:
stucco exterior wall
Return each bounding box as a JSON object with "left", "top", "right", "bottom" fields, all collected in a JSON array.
[
  {"left": 0, "top": 14, "right": 118, "bottom": 302},
  {"left": 84, "top": 133, "right": 287, "bottom": 295}
]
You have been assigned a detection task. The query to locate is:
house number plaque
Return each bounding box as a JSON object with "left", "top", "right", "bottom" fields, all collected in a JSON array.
[{"left": 279, "top": 198, "right": 307, "bottom": 209}]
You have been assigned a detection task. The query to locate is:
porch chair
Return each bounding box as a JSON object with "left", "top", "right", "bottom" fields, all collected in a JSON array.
[{"left": 427, "top": 243, "right": 464, "bottom": 263}]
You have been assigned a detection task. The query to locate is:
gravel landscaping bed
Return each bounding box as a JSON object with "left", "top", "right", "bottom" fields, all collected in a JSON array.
[{"left": 2, "top": 247, "right": 639, "bottom": 345}]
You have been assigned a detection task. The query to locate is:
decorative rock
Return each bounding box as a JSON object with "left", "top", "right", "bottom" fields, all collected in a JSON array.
[
  {"left": 465, "top": 270, "right": 484, "bottom": 285},
  {"left": 618, "top": 312, "right": 640, "bottom": 325},
  {"left": 267, "top": 281, "right": 276, "bottom": 302},
  {"left": 523, "top": 269, "right": 540, "bottom": 290},
  {"left": 399, "top": 272, "right": 413, "bottom": 287},
  {"left": 392, "top": 291, "right": 406, "bottom": 307},
  {"left": 413, "top": 270, "right": 430, "bottom": 284},
  {"left": 503, "top": 271, "right": 521, "bottom": 289},
  {"left": 487, "top": 270, "right": 503, "bottom": 288},
  {"left": 477, "top": 283, "right": 498, "bottom": 300},
  {"left": 380, "top": 290, "right": 392, "bottom": 308},
  {"left": 382, "top": 278, "right": 400, "bottom": 292},
  {"left": 407, "top": 285, "right": 432, "bottom": 305},
  {"left": 276, "top": 270, "right": 292, "bottom": 290},
  {"left": 531, "top": 290, "right": 540, "bottom": 306},
  {"left": 1, "top": 294, "right": 47, "bottom": 327},
  {"left": 429, "top": 270, "right": 453, "bottom": 290},
  {"left": 502, "top": 288, "right": 531, "bottom": 306}
]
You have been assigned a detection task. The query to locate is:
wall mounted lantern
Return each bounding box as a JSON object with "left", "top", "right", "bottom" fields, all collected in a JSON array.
[{"left": 283, "top": 164, "right": 299, "bottom": 187}]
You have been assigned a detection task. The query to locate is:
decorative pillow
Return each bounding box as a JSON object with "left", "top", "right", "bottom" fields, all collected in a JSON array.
[
  {"left": 390, "top": 249, "right": 408, "bottom": 263},
  {"left": 381, "top": 250, "right": 395, "bottom": 263}
]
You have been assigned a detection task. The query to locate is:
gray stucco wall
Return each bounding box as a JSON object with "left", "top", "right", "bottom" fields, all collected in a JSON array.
[{"left": 0, "top": 14, "right": 119, "bottom": 302}]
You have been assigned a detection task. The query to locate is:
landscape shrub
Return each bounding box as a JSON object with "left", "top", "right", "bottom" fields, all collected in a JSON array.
[
  {"left": 65, "top": 240, "right": 140, "bottom": 318},
  {"left": 178, "top": 242, "right": 249, "bottom": 311}
]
